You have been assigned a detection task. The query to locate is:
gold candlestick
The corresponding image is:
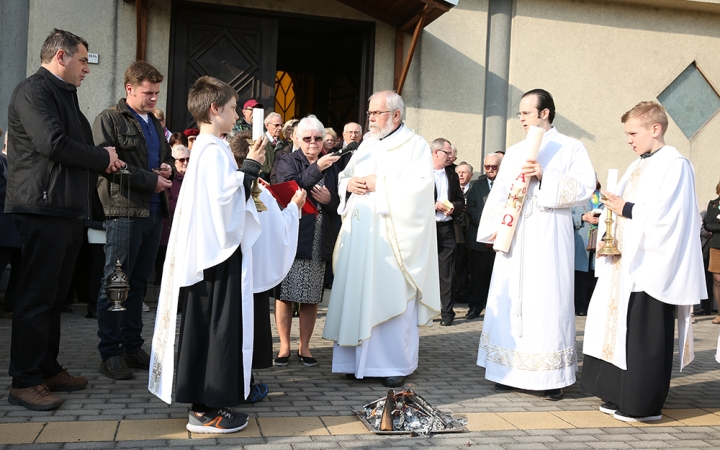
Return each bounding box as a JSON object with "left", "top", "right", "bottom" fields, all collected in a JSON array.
[
  {"left": 597, "top": 202, "right": 621, "bottom": 256},
  {"left": 251, "top": 179, "right": 267, "bottom": 212}
]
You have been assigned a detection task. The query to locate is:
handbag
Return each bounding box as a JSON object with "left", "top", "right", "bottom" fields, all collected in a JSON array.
[{"left": 586, "top": 227, "right": 598, "bottom": 251}]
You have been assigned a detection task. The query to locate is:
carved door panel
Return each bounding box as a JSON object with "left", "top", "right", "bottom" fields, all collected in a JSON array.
[{"left": 169, "top": 6, "right": 278, "bottom": 131}]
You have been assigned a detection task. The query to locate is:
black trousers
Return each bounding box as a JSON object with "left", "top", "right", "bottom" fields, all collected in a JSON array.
[
  {"left": 451, "top": 241, "right": 471, "bottom": 304},
  {"left": 0, "top": 246, "right": 22, "bottom": 312},
  {"left": 468, "top": 249, "right": 495, "bottom": 312},
  {"left": 573, "top": 269, "right": 596, "bottom": 315},
  {"left": 436, "top": 222, "right": 456, "bottom": 319},
  {"left": 9, "top": 214, "right": 83, "bottom": 388},
  {"left": 581, "top": 292, "right": 675, "bottom": 417}
]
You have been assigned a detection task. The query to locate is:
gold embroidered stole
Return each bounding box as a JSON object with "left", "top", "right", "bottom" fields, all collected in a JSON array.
[{"left": 600, "top": 159, "right": 648, "bottom": 361}]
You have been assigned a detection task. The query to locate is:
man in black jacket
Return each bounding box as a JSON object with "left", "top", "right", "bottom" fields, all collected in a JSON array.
[
  {"left": 5, "top": 29, "right": 123, "bottom": 411},
  {"left": 464, "top": 153, "right": 501, "bottom": 319},
  {"left": 93, "top": 61, "right": 174, "bottom": 380},
  {"left": 431, "top": 138, "right": 465, "bottom": 326}
]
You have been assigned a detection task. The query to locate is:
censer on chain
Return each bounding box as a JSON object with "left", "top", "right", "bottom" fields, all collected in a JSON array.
[{"left": 105, "top": 164, "right": 132, "bottom": 311}]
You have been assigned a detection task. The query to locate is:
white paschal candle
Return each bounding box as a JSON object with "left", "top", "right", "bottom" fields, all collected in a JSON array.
[
  {"left": 252, "top": 108, "right": 264, "bottom": 141},
  {"left": 606, "top": 169, "right": 618, "bottom": 194},
  {"left": 493, "top": 125, "right": 545, "bottom": 253}
]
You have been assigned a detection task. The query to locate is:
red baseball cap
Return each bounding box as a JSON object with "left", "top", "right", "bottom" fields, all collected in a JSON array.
[
  {"left": 243, "top": 99, "right": 264, "bottom": 109},
  {"left": 183, "top": 128, "right": 199, "bottom": 137}
]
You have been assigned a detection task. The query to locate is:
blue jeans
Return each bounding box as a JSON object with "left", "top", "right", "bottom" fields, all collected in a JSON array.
[{"left": 97, "top": 212, "right": 162, "bottom": 360}]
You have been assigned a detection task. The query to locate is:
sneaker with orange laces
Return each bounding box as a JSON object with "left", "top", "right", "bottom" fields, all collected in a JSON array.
[
  {"left": 8, "top": 384, "right": 64, "bottom": 411},
  {"left": 43, "top": 368, "right": 88, "bottom": 392},
  {"left": 186, "top": 407, "right": 249, "bottom": 434}
]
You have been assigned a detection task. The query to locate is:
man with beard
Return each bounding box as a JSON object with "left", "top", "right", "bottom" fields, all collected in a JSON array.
[{"left": 322, "top": 90, "right": 441, "bottom": 388}]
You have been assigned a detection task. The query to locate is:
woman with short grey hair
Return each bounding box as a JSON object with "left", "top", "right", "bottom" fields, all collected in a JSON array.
[{"left": 274, "top": 115, "right": 340, "bottom": 367}]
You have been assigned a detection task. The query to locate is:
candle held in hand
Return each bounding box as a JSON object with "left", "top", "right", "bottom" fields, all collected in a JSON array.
[{"left": 606, "top": 169, "right": 618, "bottom": 194}]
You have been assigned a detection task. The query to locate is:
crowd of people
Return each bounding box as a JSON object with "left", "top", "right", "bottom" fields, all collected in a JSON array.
[{"left": 0, "top": 27, "right": 718, "bottom": 434}]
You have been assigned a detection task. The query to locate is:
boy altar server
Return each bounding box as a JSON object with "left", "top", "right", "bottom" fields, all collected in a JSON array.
[
  {"left": 148, "top": 76, "right": 304, "bottom": 433},
  {"left": 582, "top": 101, "right": 706, "bottom": 422}
]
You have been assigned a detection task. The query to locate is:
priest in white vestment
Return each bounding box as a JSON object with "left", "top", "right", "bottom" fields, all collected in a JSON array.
[
  {"left": 582, "top": 101, "right": 706, "bottom": 423},
  {"left": 322, "top": 90, "right": 441, "bottom": 388},
  {"left": 475, "top": 89, "right": 595, "bottom": 400}
]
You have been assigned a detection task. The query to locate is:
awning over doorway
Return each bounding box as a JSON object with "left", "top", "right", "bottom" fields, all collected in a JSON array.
[{"left": 336, "top": 0, "right": 458, "bottom": 32}]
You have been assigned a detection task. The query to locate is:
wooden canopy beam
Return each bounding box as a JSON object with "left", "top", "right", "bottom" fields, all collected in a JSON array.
[
  {"left": 395, "top": 6, "right": 429, "bottom": 95},
  {"left": 124, "top": 0, "right": 148, "bottom": 61},
  {"left": 136, "top": 0, "right": 148, "bottom": 61}
]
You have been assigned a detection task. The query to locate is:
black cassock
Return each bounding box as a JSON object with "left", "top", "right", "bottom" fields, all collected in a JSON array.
[{"left": 581, "top": 292, "right": 675, "bottom": 417}]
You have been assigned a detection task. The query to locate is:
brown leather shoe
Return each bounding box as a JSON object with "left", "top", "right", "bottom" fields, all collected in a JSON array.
[
  {"left": 8, "top": 384, "right": 64, "bottom": 411},
  {"left": 43, "top": 368, "right": 88, "bottom": 392}
]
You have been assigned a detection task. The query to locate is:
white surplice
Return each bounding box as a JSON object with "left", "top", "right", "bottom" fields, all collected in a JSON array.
[
  {"left": 476, "top": 127, "right": 595, "bottom": 390},
  {"left": 322, "top": 124, "right": 441, "bottom": 377},
  {"left": 583, "top": 146, "right": 705, "bottom": 371},
  {"left": 148, "top": 134, "right": 298, "bottom": 404}
]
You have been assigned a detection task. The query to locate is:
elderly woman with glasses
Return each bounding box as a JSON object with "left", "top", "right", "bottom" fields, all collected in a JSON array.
[
  {"left": 274, "top": 115, "right": 341, "bottom": 367},
  {"left": 154, "top": 144, "right": 190, "bottom": 284}
]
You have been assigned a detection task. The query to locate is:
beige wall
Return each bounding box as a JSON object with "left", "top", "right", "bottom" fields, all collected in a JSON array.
[
  {"left": 402, "top": 0, "right": 489, "bottom": 174},
  {"left": 508, "top": 0, "right": 720, "bottom": 207}
]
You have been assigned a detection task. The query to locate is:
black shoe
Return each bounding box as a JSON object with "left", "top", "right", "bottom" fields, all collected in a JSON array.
[
  {"left": 85, "top": 312, "right": 98, "bottom": 319},
  {"left": 345, "top": 373, "right": 357, "bottom": 380},
  {"left": 122, "top": 349, "right": 151, "bottom": 370},
  {"left": 542, "top": 388, "right": 563, "bottom": 401},
  {"left": 440, "top": 318, "right": 453, "bottom": 326},
  {"left": 383, "top": 376, "right": 405, "bottom": 388},
  {"left": 100, "top": 355, "right": 133, "bottom": 380},
  {"left": 465, "top": 309, "right": 482, "bottom": 320},
  {"left": 494, "top": 383, "right": 518, "bottom": 391},
  {"left": 296, "top": 351, "right": 317, "bottom": 367},
  {"left": 59, "top": 304, "right": 73, "bottom": 313},
  {"left": 576, "top": 310, "right": 587, "bottom": 316},
  {"left": 274, "top": 355, "right": 289, "bottom": 366}
]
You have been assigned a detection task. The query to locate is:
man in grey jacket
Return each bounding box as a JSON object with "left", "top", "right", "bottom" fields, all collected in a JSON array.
[{"left": 6, "top": 29, "right": 123, "bottom": 411}]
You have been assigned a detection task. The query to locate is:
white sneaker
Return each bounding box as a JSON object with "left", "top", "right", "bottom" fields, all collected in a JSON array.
[
  {"left": 613, "top": 410, "right": 662, "bottom": 422},
  {"left": 142, "top": 302, "right": 150, "bottom": 312}
]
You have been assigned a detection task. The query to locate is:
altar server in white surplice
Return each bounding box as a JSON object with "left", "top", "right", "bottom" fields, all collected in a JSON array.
[
  {"left": 476, "top": 89, "right": 595, "bottom": 400},
  {"left": 322, "top": 90, "right": 441, "bottom": 388},
  {"left": 147, "top": 76, "right": 302, "bottom": 435},
  {"left": 582, "top": 101, "right": 706, "bottom": 423}
]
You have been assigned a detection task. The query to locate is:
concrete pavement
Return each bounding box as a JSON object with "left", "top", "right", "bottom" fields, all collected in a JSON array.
[{"left": 1, "top": 295, "right": 720, "bottom": 449}]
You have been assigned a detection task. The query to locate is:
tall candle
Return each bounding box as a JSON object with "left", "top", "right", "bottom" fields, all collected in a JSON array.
[
  {"left": 606, "top": 169, "right": 618, "bottom": 194},
  {"left": 252, "top": 108, "right": 264, "bottom": 141},
  {"left": 493, "top": 126, "right": 545, "bottom": 253}
]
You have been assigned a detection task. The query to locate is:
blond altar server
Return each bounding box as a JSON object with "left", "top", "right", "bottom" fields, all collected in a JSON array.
[
  {"left": 322, "top": 90, "right": 441, "bottom": 388},
  {"left": 476, "top": 89, "right": 595, "bottom": 400},
  {"left": 582, "top": 101, "right": 706, "bottom": 423}
]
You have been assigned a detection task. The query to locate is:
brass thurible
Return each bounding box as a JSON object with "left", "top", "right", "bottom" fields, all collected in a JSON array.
[{"left": 597, "top": 202, "right": 621, "bottom": 256}]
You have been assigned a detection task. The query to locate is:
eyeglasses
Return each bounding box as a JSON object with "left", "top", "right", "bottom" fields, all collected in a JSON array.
[
  {"left": 177, "top": 157, "right": 189, "bottom": 164},
  {"left": 366, "top": 110, "right": 391, "bottom": 118},
  {"left": 344, "top": 130, "right": 361, "bottom": 135},
  {"left": 515, "top": 111, "right": 536, "bottom": 117},
  {"left": 302, "top": 136, "right": 324, "bottom": 143},
  {"left": 268, "top": 123, "right": 283, "bottom": 128},
  {"left": 436, "top": 149, "right": 451, "bottom": 155},
  {"left": 484, "top": 165, "right": 498, "bottom": 171}
]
